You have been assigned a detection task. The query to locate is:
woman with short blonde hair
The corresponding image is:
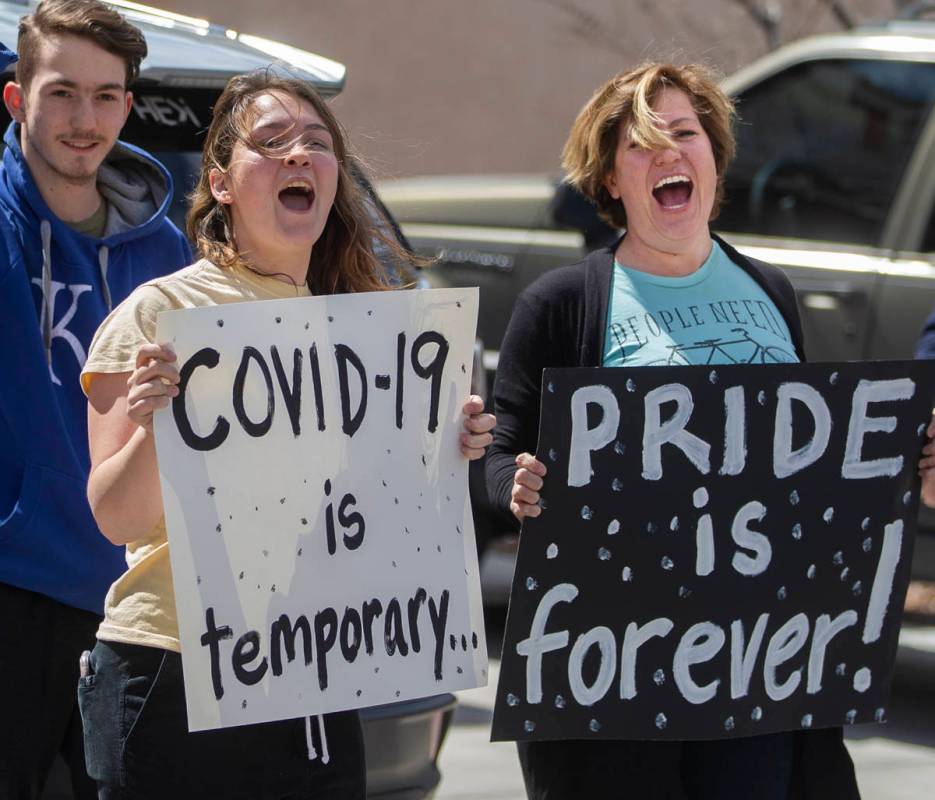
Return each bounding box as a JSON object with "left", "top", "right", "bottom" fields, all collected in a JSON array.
[
  {"left": 563, "top": 62, "right": 736, "bottom": 229},
  {"left": 486, "top": 62, "right": 861, "bottom": 799}
]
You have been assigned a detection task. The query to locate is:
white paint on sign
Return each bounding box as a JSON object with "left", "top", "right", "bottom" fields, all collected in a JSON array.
[
  {"left": 568, "top": 385, "right": 619, "bottom": 487},
  {"left": 720, "top": 386, "right": 747, "bottom": 476},
  {"left": 862, "top": 520, "right": 904, "bottom": 644},
  {"left": 516, "top": 583, "right": 578, "bottom": 704},
  {"left": 842, "top": 379, "right": 915, "bottom": 479},
  {"left": 773, "top": 382, "right": 832, "bottom": 479},
  {"left": 674, "top": 622, "right": 725, "bottom": 704},
  {"left": 642, "top": 383, "right": 711, "bottom": 480}
]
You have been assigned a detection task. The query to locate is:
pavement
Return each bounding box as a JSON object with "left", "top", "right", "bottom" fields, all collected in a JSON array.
[
  {"left": 38, "top": 621, "right": 935, "bottom": 800},
  {"left": 435, "top": 621, "right": 935, "bottom": 800},
  {"left": 436, "top": 658, "right": 524, "bottom": 800}
]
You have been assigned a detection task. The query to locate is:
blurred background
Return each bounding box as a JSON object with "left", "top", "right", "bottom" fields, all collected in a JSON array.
[
  {"left": 157, "top": 0, "right": 897, "bottom": 178},
  {"left": 6, "top": 1, "right": 931, "bottom": 797}
]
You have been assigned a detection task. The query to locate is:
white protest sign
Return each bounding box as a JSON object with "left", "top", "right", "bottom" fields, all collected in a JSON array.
[{"left": 154, "top": 287, "right": 486, "bottom": 731}]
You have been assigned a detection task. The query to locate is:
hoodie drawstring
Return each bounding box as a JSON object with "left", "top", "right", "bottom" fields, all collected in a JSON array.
[
  {"left": 304, "top": 714, "right": 329, "bottom": 763},
  {"left": 40, "top": 220, "right": 52, "bottom": 365},
  {"left": 98, "top": 246, "right": 112, "bottom": 312}
]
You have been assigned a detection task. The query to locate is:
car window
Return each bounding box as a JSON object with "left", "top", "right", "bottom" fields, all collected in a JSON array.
[
  {"left": 120, "top": 88, "right": 216, "bottom": 232},
  {"left": 717, "top": 59, "right": 935, "bottom": 247},
  {"left": 921, "top": 207, "right": 935, "bottom": 252}
]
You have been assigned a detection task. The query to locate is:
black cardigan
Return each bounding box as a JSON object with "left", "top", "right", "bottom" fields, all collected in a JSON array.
[
  {"left": 485, "top": 234, "right": 860, "bottom": 799},
  {"left": 486, "top": 234, "right": 805, "bottom": 524}
]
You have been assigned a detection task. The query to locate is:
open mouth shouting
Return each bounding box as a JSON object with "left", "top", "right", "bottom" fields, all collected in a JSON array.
[
  {"left": 652, "top": 174, "right": 693, "bottom": 210},
  {"left": 278, "top": 179, "right": 315, "bottom": 213}
]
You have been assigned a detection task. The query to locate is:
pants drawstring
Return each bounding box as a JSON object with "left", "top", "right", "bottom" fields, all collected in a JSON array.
[
  {"left": 304, "top": 715, "right": 317, "bottom": 761},
  {"left": 317, "top": 714, "right": 330, "bottom": 765},
  {"left": 304, "top": 714, "right": 329, "bottom": 764}
]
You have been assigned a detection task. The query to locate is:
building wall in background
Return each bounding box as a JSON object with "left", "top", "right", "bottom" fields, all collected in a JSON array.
[{"left": 158, "top": 0, "right": 895, "bottom": 178}]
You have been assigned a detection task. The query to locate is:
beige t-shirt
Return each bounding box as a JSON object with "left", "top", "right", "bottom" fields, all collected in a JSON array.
[{"left": 82, "top": 258, "right": 311, "bottom": 652}]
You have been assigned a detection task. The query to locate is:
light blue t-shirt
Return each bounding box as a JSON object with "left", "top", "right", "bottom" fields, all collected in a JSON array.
[{"left": 602, "top": 241, "right": 799, "bottom": 367}]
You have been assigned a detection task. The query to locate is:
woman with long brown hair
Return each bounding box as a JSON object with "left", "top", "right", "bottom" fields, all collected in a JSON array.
[{"left": 78, "top": 70, "right": 494, "bottom": 799}]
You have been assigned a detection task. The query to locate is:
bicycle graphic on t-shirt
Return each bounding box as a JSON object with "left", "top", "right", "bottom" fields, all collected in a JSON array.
[{"left": 648, "top": 326, "right": 797, "bottom": 366}]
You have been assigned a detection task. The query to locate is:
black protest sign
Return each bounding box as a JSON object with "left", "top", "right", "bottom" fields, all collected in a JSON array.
[{"left": 492, "top": 361, "right": 935, "bottom": 742}]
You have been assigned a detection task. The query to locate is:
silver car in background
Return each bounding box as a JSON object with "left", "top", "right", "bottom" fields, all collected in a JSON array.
[{"left": 380, "top": 11, "right": 935, "bottom": 593}]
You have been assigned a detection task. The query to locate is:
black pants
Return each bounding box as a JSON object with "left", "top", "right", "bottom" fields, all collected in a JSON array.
[
  {"left": 0, "top": 581, "right": 100, "bottom": 800},
  {"left": 78, "top": 640, "right": 366, "bottom": 800},
  {"left": 518, "top": 733, "right": 796, "bottom": 800}
]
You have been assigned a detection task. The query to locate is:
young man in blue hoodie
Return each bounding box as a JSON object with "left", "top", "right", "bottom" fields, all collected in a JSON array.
[{"left": 0, "top": 2, "right": 191, "bottom": 796}]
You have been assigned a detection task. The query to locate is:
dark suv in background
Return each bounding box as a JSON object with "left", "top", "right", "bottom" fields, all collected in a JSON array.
[
  {"left": 0, "top": 1, "right": 454, "bottom": 798},
  {"left": 379, "top": 11, "right": 935, "bottom": 590}
]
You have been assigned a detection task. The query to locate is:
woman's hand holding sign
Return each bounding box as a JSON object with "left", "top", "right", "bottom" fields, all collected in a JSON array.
[
  {"left": 511, "top": 452, "right": 547, "bottom": 521},
  {"left": 87, "top": 341, "right": 180, "bottom": 547},
  {"left": 126, "top": 343, "right": 180, "bottom": 432},
  {"left": 918, "top": 413, "right": 935, "bottom": 508},
  {"left": 460, "top": 395, "right": 496, "bottom": 460}
]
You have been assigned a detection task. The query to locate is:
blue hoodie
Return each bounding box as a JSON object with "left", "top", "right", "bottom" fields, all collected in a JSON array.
[
  {"left": 0, "top": 122, "right": 192, "bottom": 614},
  {"left": 0, "top": 42, "right": 16, "bottom": 71}
]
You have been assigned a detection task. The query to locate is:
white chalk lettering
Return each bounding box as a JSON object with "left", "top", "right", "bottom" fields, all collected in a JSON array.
[
  {"left": 568, "top": 626, "right": 616, "bottom": 706},
  {"left": 720, "top": 386, "right": 747, "bottom": 476},
  {"left": 673, "top": 621, "right": 725, "bottom": 705},
  {"left": 863, "top": 520, "right": 904, "bottom": 643},
  {"left": 516, "top": 583, "right": 578, "bottom": 703},
  {"left": 730, "top": 614, "right": 769, "bottom": 699},
  {"left": 807, "top": 610, "right": 858, "bottom": 693},
  {"left": 730, "top": 501, "right": 771, "bottom": 576},
  {"left": 764, "top": 613, "right": 809, "bottom": 701},
  {"left": 642, "top": 384, "right": 711, "bottom": 480},
  {"left": 694, "top": 486, "right": 715, "bottom": 577},
  {"left": 619, "top": 618, "right": 674, "bottom": 700},
  {"left": 773, "top": 383, "right": 832, "bottom": 479},
  {"left": 843, "top": 379, "right": 915, "bottom": 479},
  {"left": 568, "top": 385, "right": 620, "bottom": 487}
]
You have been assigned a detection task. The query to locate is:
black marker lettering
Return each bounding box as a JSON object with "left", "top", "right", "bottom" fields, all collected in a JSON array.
[
  {"left": 428, "top": 590, "right": 451, "bottom": 680},
  {"left": 313, "top": 607, "right": 338, "bottom": 690},
  {"left": 335, "top": 344, "right": 368, "bottom": 436},
  {"left": 200, "top": 607, "right": 232, "bottom": 699},
  {"left": 411, "top": 331, "right": 449, "bottom": 433},
  {"left": 308, "top": 344, "right": 326, "bottom": 431},
  {"left": 232, "top": 630, "right": 268, "bottom": 686},
  {"left": 339, "top": 493, "right": 366, "bottom": 550},
  {"left": 340, "top": 607, "right": 363, "bottom": 662},
  {"left": 324, "top": 479, "right": 336, "bottom": 555},
  {"left": 362, "top": 599, "right": 383, "bottom": 655},
  {"left": 270, "top": 613, "right": 312, "bottom": 677},
  {"left": 407, "top": 587, "right": 428, "bottom": 653},
  {"left": 396, "top": 332, "right": 406, "bottom": 429},
  {"left": 174, "top": 348, "right": 230, "bottom": 451},
  {"left": 384, "top": 598, "right": 409, "bottom": 656},
  {"left": 270, "top": 346, "right": 303, "bottom": 436},
  {"left": 232, "top": 346, "right": 274, "bottom": 437}
]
